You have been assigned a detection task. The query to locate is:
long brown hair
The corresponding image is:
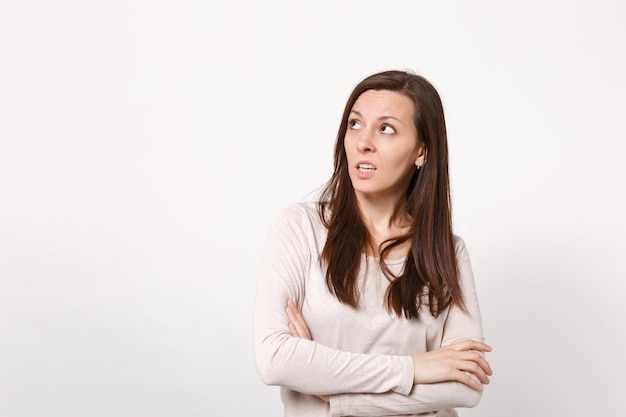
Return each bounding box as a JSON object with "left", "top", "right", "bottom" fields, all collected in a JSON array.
[{"left": 318, "top": 70, "right": 465, "bottom": 319}]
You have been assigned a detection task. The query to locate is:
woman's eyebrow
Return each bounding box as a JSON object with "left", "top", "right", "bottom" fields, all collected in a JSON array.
[
  {"left": 350, "top": 110, "right": 402, "bottom": 123},
  {"left": 379, "top": 115, "right": 402, "bottom": 123}
]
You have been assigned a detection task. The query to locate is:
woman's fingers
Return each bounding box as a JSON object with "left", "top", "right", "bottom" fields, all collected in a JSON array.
[
  {"left": 285, "top": 302, "right": 300, "bottom": 337},
  {"left": 455, "top": 341, "right": 493, "bottom": 380},
  {"left": 286, "top": 300, "right": 312, "bottom": 340},
  {"left": 287, "top": 321, "right": 300, "bottom": 338},
  {"left": 457, "top": 356, "right": 491, "bottom": 384},
  {"left": 449, "top": 349, "right": 492, "bottom": 385},
  {"left": 444, "top": 340, "right": 493, "bottom": 382},
  {"left": 453, "top": 370, "right": 483, "bottom": 391},
  {"left": 456, "top": 350, "right": 492, "bottom": 379},
  {"left": 449, "top": 339, "right": 492, "bottom": 353},
  {"left": 285, "top": 302, "right": 302, "bottom": 337},
  {"left": 412, "top": 341, "right": 494, "bottom": 390},
  {"left": 472, "top": 352, "right": 493, "bottom": 377}
]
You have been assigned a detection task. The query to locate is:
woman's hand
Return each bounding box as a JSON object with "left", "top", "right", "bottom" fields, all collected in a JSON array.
[
  {"left": 412, "top": 339, "right": 493, "bottom": 391},
  {"left": 285, "top": 300, "right": 330, "bottom": 403},
  {"left": 286, "top": 299, "right": 312, "bottom": 340}
]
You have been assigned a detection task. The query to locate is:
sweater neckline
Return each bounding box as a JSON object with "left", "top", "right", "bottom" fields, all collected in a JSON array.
[{"left": 365, "top": 255, "right": 407, "bottom": 266}]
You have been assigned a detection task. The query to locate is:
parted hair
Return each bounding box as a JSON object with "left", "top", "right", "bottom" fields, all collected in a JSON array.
[{"left": 317, "top": 70, "right": 465, "bottom": 319}]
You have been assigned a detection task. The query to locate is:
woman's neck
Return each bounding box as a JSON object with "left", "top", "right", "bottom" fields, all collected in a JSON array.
[{"left": 355, "top": 195, "right": 412, "bottom": 259}]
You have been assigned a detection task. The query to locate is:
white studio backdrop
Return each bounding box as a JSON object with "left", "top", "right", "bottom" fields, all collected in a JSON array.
[{"left": 1, "top": 1, "right": 624, "bottom": 416}]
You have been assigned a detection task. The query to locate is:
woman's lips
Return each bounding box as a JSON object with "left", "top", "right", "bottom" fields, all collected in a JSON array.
[{"left": 356, "top": 162, "right": 376, "bottom": 179}]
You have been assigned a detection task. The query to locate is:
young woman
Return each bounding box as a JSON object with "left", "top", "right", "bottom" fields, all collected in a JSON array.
[{"left": 254, "top": 70, "right": 492, "bottom": 417}]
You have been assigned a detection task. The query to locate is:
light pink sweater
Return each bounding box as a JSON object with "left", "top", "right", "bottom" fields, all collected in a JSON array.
[{"left": 254, "top": 202, "right": 486, "bottom": 417}]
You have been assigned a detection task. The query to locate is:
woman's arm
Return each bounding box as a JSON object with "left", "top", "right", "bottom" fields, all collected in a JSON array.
[
  {"left": 287, "top": 307, "right": 490, "bottom": 416},
  {"left": 286, "top": 300, "right": 491, "bottom": 391},
  {"left": 329, "top": 380, "right": 483, "bottom": 417},
  {"left": 254, "top": 205, "right": 414, "bottom": 396},
  {"left": 286, "top": 302, "right": 490, "bottom": 411},
  {"left": 287, "top": 237, "right": 493, "bottom": 416}
]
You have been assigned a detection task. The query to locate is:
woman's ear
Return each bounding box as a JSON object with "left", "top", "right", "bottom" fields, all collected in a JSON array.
[{"left": 415, "top": 147, "right": 427, "bottom": 168}]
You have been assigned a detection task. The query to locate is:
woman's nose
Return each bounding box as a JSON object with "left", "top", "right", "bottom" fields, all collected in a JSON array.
[{"left": 357, "top": 130, "right": 375, "bottom": 152}]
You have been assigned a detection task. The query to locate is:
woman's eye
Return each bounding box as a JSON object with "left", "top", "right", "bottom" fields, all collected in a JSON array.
[
  {"left": 349, "top": 120, "right": 362, "bottom": 130},
  {"left": 381, "top": 125, "right": 396, "bottom": 134}
]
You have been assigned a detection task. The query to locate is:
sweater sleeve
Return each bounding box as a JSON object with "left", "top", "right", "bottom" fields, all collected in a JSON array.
[
  {"left": 253, "top": 205, "right": 414, "bottom": 396},
  {"left": 328, "top": 237, "right": 487, "bottom": 416}
]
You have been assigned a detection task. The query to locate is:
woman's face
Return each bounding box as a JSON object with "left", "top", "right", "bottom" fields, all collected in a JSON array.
[{"left": 344, "top": 89, "right": 425, "bottom": 203}]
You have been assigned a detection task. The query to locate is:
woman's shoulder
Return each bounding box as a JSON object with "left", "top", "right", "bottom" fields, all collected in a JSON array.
[
  {"left": 452, "top": 234, "right": 472, "bottom": 265},
  {"left": 452, "top": 234, "right": 467, "bottom": 251},
  {"left": 277, "top": 201, "right": 319, "bottom": 219},
  {"left": 270, "top": 201, "right": 325, "bottom": 234},
  {"left": 452, "top": 234, "right": 472, "bottom": 256}
]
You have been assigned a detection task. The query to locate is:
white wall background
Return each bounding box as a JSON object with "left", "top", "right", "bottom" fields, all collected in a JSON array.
[{"left": 1, "top": 1, "right": 624, "bottom": 416}]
